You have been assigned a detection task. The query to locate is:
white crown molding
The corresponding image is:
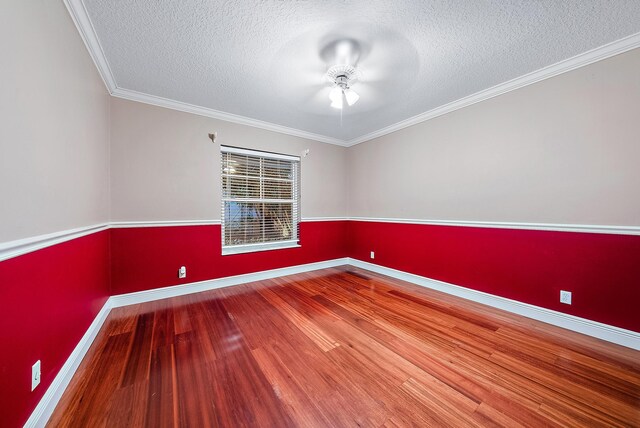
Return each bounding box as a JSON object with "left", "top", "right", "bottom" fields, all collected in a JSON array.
[
  {"left": 65, "top": 0, "right": 640, "bottom": 148},
  {"left": 348, "top": 258, "right": 640, "bottom": 350},
  {"left": 348, "top": 217, "right": 640, "bottom": 236},
  {"left": 110, "top": 219, "right": 221, "bottom": 228},
  {"left": 24, "top": 298, "right": 113, "bottom": 428},
  {"left": 63, "top": 0, "right": 346, "bottom": 146},
  {"left": 63, "top": 0, "right": 117, "bottom": 92},
  {"left": 345, "top": 32, "right": 640, "bottom": 146},
  {"left": 111, "top": 88, "right": 349, "bottom": 146},
  {"left": 0, "top": 223, "right": 109, "bottom": 262}
]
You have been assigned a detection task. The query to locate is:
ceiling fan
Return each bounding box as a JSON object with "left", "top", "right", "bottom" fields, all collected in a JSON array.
[
  {"left": 268, "top": 25, "right": 418, "bottom": 117},
  {"left": 326, "top": 64, "right": 360, "bottom": 109},
  {"left": 323, "top": 39, "right": 362, "bottom": 110}
]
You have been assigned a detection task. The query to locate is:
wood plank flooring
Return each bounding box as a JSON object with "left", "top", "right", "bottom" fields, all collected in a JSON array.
[{"left": 48, "top": 267, "right": 640, "bottom": 427}]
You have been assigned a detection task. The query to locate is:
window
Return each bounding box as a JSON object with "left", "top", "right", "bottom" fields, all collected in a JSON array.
[{"left": 221, "top": 145, "right": 300, "bottom": 255}]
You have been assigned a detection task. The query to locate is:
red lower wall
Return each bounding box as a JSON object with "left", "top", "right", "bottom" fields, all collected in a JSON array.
[
  {"left": 3, "top": 219, "right": 639, "bottom": 426},
  {"left": 111, "top": 219, "right": 640, "bottom": 332},
  {"left": 110, "top": 221, "right": 349, "bottom": 295},
  {"left": 0, "top": 230, "right": 111, "bottom": 428},
  {"left": 348, "top": 221, "right": 640, "bottom": 333}
]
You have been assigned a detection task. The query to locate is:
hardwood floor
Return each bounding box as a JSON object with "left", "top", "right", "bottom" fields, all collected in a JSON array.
[{"left": 48, "top": 267, "right": 640, "bottom": 427}]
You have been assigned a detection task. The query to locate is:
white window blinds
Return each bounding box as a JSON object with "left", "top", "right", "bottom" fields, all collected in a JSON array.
[{"left": 221, "top": 146, "right": 300, "bottom": 255}]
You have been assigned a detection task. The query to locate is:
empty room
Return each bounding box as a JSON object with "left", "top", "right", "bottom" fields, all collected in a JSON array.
[{"left": 2, "top": 0, "right": 640, "bottom": 427}]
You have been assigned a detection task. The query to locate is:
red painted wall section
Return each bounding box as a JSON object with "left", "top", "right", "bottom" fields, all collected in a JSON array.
[
  {"left": 348, "top": 221, "right": 640, "bottom": 333},
  {"left": 0, "top": 230, "right": 110, "bottom": 428},
  {"left": 3, "top": 219, "right": 639, "bottom": 426},
  {"left": 110, "top": 221, "right": 349, "bottom": 295}
]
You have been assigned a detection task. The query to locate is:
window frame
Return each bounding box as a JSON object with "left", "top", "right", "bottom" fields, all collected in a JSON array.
[{"left": 220, "top": 145, "right": 301, "bottom": 255}]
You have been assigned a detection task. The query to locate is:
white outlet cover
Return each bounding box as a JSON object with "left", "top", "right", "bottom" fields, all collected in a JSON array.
[
  {"left": 370, "top": 251, "right": 375, "bottom": 259},
  {"left": 560, "top": 290, "right": 572, "bottom": 305},
  {"left": 32, "top": 360, "right": 41, "bottom": 391},
  {"left": 178, "top": 266, "right": 186, "bottom": 278}
]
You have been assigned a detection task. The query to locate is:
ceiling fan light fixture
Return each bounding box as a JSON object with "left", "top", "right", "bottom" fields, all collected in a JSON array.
[
  {"left": 330, "top": 96, "right": 344, "bottom": 109},
  {"left": 325, "top": 64, "right": 361, "bottom": 109},
  {"left": 344, "top": 88, "right": 359, "bottom": 106},
  {"left": 329, "top": 86, "right": 343, "bottom": 103}
]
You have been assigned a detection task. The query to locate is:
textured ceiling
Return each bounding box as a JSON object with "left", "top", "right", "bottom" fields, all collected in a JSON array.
[{"left": 83, "top": 0, "right": 640, "bottom": 142}]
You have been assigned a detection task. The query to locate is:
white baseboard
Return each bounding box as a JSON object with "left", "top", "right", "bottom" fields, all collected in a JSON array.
[
  {"left": 24, "top": 299, "right": 113, "bottom": 428},
  {"left": 348, "top": 258, "right": 640, "bottom": 351},
  {"left": 110, "top": 258, "right": 350, "bottom": 307},
  {"left": 26, "top": 255, "right": 639, "bottom": 426},
  {"left": 26, "top": 258, "right": 349, "bottom": 427}
]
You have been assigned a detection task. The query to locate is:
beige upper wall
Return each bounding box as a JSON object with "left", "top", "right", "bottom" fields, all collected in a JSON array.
[
  {"left": 2, "top": 0, "right": 636, "bottom": 241},
  {"left": 109, "top": 98, "right": 348, "bottom": 221},
  {"left": 0, "top": 0, "right": 110, "bottom": 242},
  {"left": 347, "top": 48, "right": 640, "bottom": 226}
]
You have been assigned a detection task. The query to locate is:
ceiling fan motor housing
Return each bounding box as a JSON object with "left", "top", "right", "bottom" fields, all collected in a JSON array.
[
  {"left": 335, "top": 74, "right": 349, "bottom": 89},
  {"left": 326, "top": 64, "right": 360, "bottom": 89}
]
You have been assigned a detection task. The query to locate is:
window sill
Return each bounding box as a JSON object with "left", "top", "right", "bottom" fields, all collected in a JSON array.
[{"left": 222, "top": 241, "right": 301, "bottom": 256}]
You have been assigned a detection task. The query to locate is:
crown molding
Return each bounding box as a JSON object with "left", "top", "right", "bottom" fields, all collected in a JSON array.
[
  {"left": 345, "top": 32, "right": 640, "bottom": 146},
  {"left": 51, "top": 3, "right": 640, "bottom": 147},
  {"left": 111, "top": 88, "right": 350, "bottom": 146},
  {"left": 63, "top": 0, "right": 346, "bottom": 146},
  {"left": 63, "top": 0, "right": 117, "bottom": 92}
]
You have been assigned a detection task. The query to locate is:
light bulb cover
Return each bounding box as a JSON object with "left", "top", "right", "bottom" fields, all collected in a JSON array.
[
  {"left": 330, "top": 96, "right": 343, "bottom": 109},
  {"left": 344, "top": 88, "right": 359, "bottom": 106},
  {"left": 329, "top": 87, "right": 343, "bottom": 103}
]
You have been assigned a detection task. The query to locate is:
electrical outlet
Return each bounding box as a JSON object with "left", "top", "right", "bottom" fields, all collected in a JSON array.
[
  {"left": 32, "top": 360, "right": 41, "bottom": 391},
  {"left": 178, "top": 266, "right": 186, "bottom": 279},
  {"left": 560, "top": 290, "right": 572, "bottom": 305},
  {"left": 370, "top": 251, "right": 375, "bottom": 259}
]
